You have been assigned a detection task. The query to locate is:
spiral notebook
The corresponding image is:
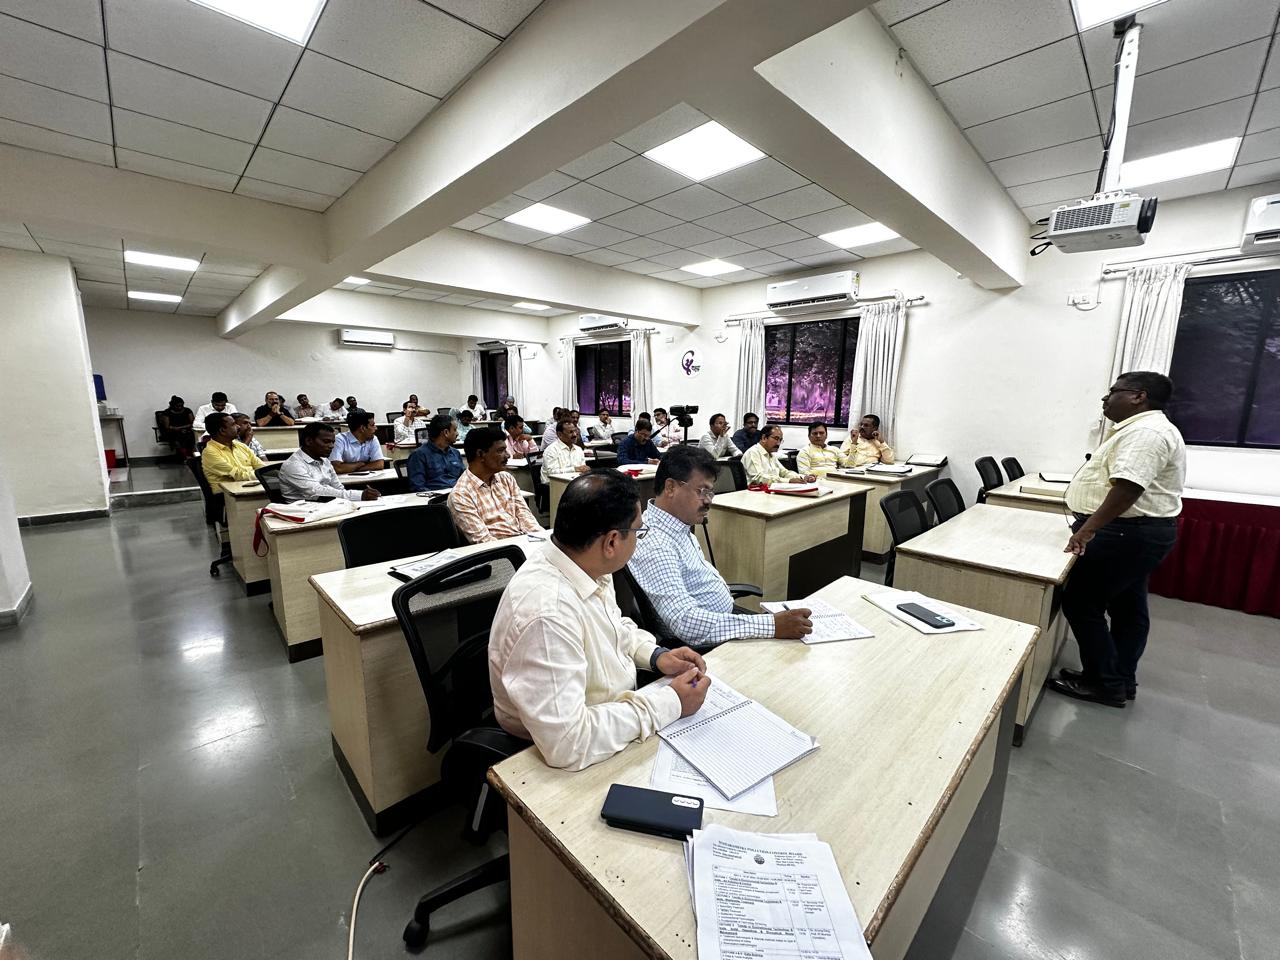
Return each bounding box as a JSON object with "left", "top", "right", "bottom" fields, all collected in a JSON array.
[{"left": 657, "top": 678, "right": 818, "bottom": 800}]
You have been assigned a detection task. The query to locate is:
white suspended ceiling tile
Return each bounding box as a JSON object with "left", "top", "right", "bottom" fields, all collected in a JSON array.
[
  {"left": 767, "top": 237, "right": 840, "bottom": 260},
  {"left": 750, "top": 183, "right": 844, "bottom": 221},
  {"left": 853, "top": 237, "right": 917, "bottom": 258},
  {"left": 608, "top": 235, "right": 677, "bottom": 258},
  {"left": 692, "top": 205, "right": 778, "bottom": 235},
  {"left": 429, "top": 0, "right": 543, "bottom": 37},
  {"left": 113, "top": 108, "right": 253, "bottom": 174},
  {"left": 453, "top": 213, "right": 495, "bottom": 230},
  {"left": 795, "top": 250, "right": 860, "bottom": 268},
  {"left": 30, "top": 238, "right": 121, "bottom": 261},
  {"left": 479, "top": 194, "right": 531, "bottom": 218},
  {"left": 1080, "top": 0, "right": 1280, "bottom": 86},
  {"left": 734, "top": 222, "right": 808, "bottom": 247},
  {"left": 936, "top": 37, "right": 1091, "bottom": 129},
  {"left": 78, "top": 285, "right": 127, "bottom": 308},
  {"left": 1020, "top": 201, "right": 1061, "bottom": 223},
  {"left": 1146, "top": 169, "right": 1230, "bottom": 202},
  {"left": 177, "top": 302, "right": 224, "bottom": 316},
  {"left": 116, "top": 148, "right": 239, "bottom": 191},
  {"left": 530, "top": 235, "right": 594, "bottom": 256},
  {"left": 243, "top": 146, "right": 362, "bottom": 197},
  {"left": 196, "top": 257, "right": 265, "bottom": 277},
  {"left": 598, "top": 205, "right": 682, "bottom": 236},
  {"left": 1229, "top": 156, "right": 1280, "bottom": 189},
  {"left": 703, "top": 157, "right": 807, "bottom": 203},
  {"left": 788, "top": 205, "right": 872, "bottom": 236},
  {"left": 560, "top": 141, "right": 635, "bottom": 180},
  {"left": 515, "top": 170, "right": 577, "bottom": 201},
  {"left": 0, "top": 74, "right": 112, "bottom": 142},
  {"left": 724, "top": 249, "right": 788, "bottom": 269},
  {"left": 351, "top": 284, "right": 404, "bottom": 296},
  {"left": 103, "top": 0, "right": 298, "bottom": 101},
  {"left": 543, "top": 181, "right": 633, "bottom": 219},
  {"left": 475, "top": 219, "right": 548, "bottom": 244},
  {"left": 647, "top": 184, "right": 737, "bottom": 219},
  {"left": 688, "top": 236, "right": 755, "bottom": 259},
  {"left": 309, "top": 0, "right": 498, "bottom": 97},
  {"left": 1126, "top": 96, "right": 1253, "bottom": 160},
  {"left": 0, "top": 231, "right": 40, "bottom": 252},
  {"left": 282, "top": 52, "right": 438, "bottom": 142},
  {"left": 1007, "top": 170, "right": 1098, "bottom": 207},
  {"left": 0, "top": 13, "right": 107, "bottom": 101},
  {"left": 681, "top": 277, "right": 728, "bottom": 288},
  {"left": 124, "top": 234, "right": 208, "bottom": 260},
  {"left": 889, "top": 0, "right": 1076, "bottom": 85},
  {"left": 650, "top": 249, "right": 705, "bottom": 269},
  {"left": 235, "top": 177, "right": 335, "bottom": 212},
  {"left": 989, "top": 136, "right": 1103, "bottom": 188},
  {"left": 587, "top": 155, "right": 691, "bottom": 203},
  {"left": 170, "top": 268, "right": 248, "bottom": 289},
  {"left": 562, "top": 221, "right": 635, "bottom": 247},
  {"left": 1237, "top": 128, "right": 1280, "bottom": 166},
  {"left": 575, "top": 247, "right": 637, "bottom": 266},
  {"left": 614, "top": 103, "right": 709, "bottom": 153},
  {"left": 0, "top": 0, "right": 103, "bottom": 44},
  {"left": 438, "top": 293, "right": 484, "bottom": 304},
  {"left": 1248, "top": 88, "right": 1280, "bottom": 134},
  {"left": 397, "top": 288, "right": 444, "bottom": 300},
  {"left": 614, "top": 259, "right": 666, "bottom": 274},
  {"left": 73, "top": 263, "right": 125, "bottom": 283},
  {"left": 647, "top": 222, "right": 722, "bottom": 249},
  {"left": 652, "top": 268, "right": 698, "bottom": 282},
  {"left": 261, "top": 106, "right": 395, "bottom": 171},
  {"left": 77, "top": 279, "right": 126, "bottom": 297},
  {"left": 1263, "top": 33, "right": 1280, "bottom": 92},
  {"left": 872, "top": 0, "right": 945, "bottom": 27},
  {"left": 965, "top": 92, "right": 1102, "bottom": 162},
  {"left": 129, "top": 298, "right": 179, "bottom": 313},
  {"left": 0, "top": 116, "right": 114, "bottom": 166}
]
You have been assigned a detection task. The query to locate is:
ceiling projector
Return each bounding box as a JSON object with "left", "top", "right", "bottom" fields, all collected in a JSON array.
[{"left": 1047, "top": 192, "right": 1159, "bottom": 253}]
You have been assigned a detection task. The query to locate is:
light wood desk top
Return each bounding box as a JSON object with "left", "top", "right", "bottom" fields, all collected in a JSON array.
[
  {"left": 490, "top": 575, "right": 1037, "bottom": 956},
  {"left": 548, "top": 463, "right": 657, "bottom": 482},
  {"left": 710, "top": 482, "right": 870, "bottom": 518},
  {"left": 896, "top": 504, "right": 1074, "bottom": 584},
  {"left": 1018, "top": 478, "right": 1070, "bottom": 498},
  {"left": 826, "top": 464, "right": 940, "bottom": 485},
  {"left": 986, "top": 476, "right": 1070, "bottom": 508},
  {"left": 261, "top": 492, "right": 439, "bottom": 537},
  {"left": 220, "top": 468, "right": 399, "bottom": 499}
]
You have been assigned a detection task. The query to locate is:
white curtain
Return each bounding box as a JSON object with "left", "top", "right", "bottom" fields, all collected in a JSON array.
[
  {"left": 1110, "top": 263, "right": 1193, "bottom": 380},
  {"left": 469, "top": 350, "right": 487, "bottom": 408},
  {"left": 629, "top": 330, "right": 653, "bottom": 419},
  {"left": 847, "top": 296, "right": 907, "bottom": 442},
  {"left": 560, "top": 337, "right": 577, "bottom": 408},
  {"left": 734, "top": 316, "right": 766, "bottom": 427},
  {"left": 505, "top": 345, "right": 524, "bottom": 408}
]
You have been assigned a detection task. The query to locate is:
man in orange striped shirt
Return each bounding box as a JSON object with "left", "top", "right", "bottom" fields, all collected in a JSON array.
[{"left": 448, "top": 427, "right": 544, "bottom": 543}]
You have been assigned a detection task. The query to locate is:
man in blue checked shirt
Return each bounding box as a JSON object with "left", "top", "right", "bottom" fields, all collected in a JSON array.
[
  {"left": 330, "top": 410, "right": 386, "bottom": 474},
  {"left": 628, "top": 445, "right": 813, "bottom": 649}
]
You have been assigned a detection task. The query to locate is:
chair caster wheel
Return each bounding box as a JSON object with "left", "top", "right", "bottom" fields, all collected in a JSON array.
[
  {"left": 403, "top": 918, "right": 429, "bottom": 949},
  {"left": 209, "top": 563, "right": 221, "bottom": 577}
]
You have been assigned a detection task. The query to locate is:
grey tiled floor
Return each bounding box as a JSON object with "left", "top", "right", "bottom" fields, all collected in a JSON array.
[
  {"left": 108, "top": 461, "right": 198, "bottom": 494},
  {"left": 1, "top": 502, "right": 1277, "bottom": 960}
]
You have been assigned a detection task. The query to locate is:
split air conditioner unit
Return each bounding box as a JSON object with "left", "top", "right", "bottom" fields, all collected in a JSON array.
[
  {"left": 338, "top": 328, "right": 395, "bottom": 349},
  {"left": 578, "top": 314, "right": 629, "bottom": 334},
  {"left": 766, "top": 270, "right": 860, "bottom": 315},
  {"left": 476, "top": 340, "right": 507, "bottom": 349},
  {"left": 1242, "top": 193, "right": 1280, "bottom": 255}
]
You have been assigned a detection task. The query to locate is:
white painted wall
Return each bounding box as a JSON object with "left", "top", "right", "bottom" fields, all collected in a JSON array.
[
  {"left": 0, "top": 449, "right": 32, "bottom": 620},
  {"left": 0, "top": 249, "right": 109, "bottom": 518},
  {"left": 83, "top": 308, "right": 473, "bottom": 458}
]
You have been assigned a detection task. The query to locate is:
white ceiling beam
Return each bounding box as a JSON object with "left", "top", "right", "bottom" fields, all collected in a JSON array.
[{"left": 279, "top": 289, "right": 551, "bottom": 343}]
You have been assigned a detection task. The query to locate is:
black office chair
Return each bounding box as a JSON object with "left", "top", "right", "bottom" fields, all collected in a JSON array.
[
  {"left": 187, "top": 458, "right": 233, "bottom": 578},
  {"left": 589, "top": 458, "right": 618, "bottom": 471},
  {"left": 926, "top": 478, "right": 966, "bottom": 524},
  {"left": 338, "top": 504, "right": 460, "bottom": 568},
  {"left": 526, "top": 453, "right": 549, "bottom": 514},
  {"left": 393, "top": 458, "right": 411, "bottom": 482},
  {"left": 254, "top": 463, "right": 287, "bottom": 503},
  {"left": 1001, "top": 457, "right": 1025, "bottom": 481},
  {"left": 879, "top": 490, "right": 930, "bottom": 587},
  {"left": 974, "top": 457, "right": 1004, "bottom": 504},
  {"left": 436, "top": 406, "right": 451, "bottom": 416},
  {"left": 724, "top": 458, "right": 748, "bottom": 491},
  {"left": 393, "top": 545, "right": 531, "bottom": 950},
  {"left": 614, "top": 565, "right": 680, "bottom": 648},
  {"left": 780, "top": 455, "right": 799, "bottom": 473},
  {"left": 610, "top": 431, "right": 629, "bottom": 445},
  {"left": 415, "top": 427, "right": 429, "bottom": 445},
  {"left": 385, "top": 411, "right": 399, "bottom": 423}
]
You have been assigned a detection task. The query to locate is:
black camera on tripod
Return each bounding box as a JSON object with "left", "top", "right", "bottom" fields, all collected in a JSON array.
[{"left": 668, "top": 404, "right": 698, "bottom": 428}]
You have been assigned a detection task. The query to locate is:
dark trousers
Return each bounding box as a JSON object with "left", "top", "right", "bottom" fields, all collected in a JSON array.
[{"left": 1062, "top": 515, "right": 1178, "bottom": 695}]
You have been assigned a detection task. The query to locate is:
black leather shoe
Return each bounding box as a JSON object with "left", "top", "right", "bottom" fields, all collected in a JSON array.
[
  {"left": 1047, "top": 676, "right": 1126, "bottom": 708},
  {"left": 1059, "top": 667, "right": 1136, "bottom": 700}
]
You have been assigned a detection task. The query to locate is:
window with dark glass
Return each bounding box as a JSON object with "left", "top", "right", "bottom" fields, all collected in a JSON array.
[
  {"left": 480, "top": 350, "right": 508, "bottom": 407},
  {"left": 1166, "top": 270, "right": 1280, "bottom": 448},
  {"left": 575, "top": 340, "right": 631, "bottom": 415},
  {"left": 763, "top": 318, "right": 859, "bottom": 426}
]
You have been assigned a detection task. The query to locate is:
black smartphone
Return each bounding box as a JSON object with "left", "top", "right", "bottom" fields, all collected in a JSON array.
[
  {"left": 896, "top": 602, "right": 955, "bottom": 629},
  {"left": 600, "top": 784, "right": 703, "bottom": 840}
]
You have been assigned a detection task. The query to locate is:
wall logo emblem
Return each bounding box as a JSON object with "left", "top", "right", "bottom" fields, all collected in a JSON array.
[{"left": 681, "top": 349, "right": 702, "bottom": 378}]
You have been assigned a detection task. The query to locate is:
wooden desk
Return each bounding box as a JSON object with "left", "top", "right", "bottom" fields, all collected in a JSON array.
[
  {"left": 825, "top": 465, "right": 941, "bottom": 561},
  {"left": 893, "top": 505, "right": 1075, "bottom": 744},
  {"left": 985, "top": 476, "right": 1070, "bottom": 515},
  {"left": 383, "top": 443, "right": 413, "bottom": 462},
  {"left": 548, "top": 464, "right": 657, "bottom": 524},
  {"left": 491, "top": 576, "right": 1037, "bottom": 960},
  {"left": 310, "top": 536, "right": 537, "bottom": 832},
  {"left": 506, "top": 458, "right": 534, "bottom": 495},
  {"left": 703, "top": 484, "right": 869, "bottom": 608}
]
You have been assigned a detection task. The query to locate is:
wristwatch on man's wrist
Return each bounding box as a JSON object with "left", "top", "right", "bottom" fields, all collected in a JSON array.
[{"left": 649, "top": 647, "right": 664, "bottom": 672}]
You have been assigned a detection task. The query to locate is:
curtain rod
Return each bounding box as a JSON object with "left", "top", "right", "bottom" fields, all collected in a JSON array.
[
  {"left": 1100, "top": 247, "right": 1280, "bottom": 277},
  {"left": 722, "top": 293, "right": 925, "bottom": 325},
  {"left": 566, "top": 325, "right": 656, "bottom": 344}
]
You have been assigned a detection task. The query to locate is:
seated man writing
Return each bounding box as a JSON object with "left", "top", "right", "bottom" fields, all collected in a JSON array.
[
  {"left": 616, "top": 420, "right": 661, "bottom": 465},
  {"left": 279, "top": 423, "right": 380, "bottom": 502},
  {"left": 448, "top": 427, "right": 543, "bottom": 543},
  {"left": 629, "top": 446, "right": 812, "bottom": 648},
  {"left": 200, "top": 412, "right": 264, "bottom": 492},
  {"left": 741, "top": 424, "right": 816, "bottom": 485},
  {"left": 330, "top": 411, "right": 386, "bottom": 474},
  {"left": 407, "top": 414, "right": 464, "bottom": 490},
  {"left": 489, "top": 471, "right": 710, "bottom": 770}
]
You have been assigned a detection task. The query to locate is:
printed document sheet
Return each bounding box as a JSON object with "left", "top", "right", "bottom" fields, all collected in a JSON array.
[{"left": 760, "top": 598, "right": 873, "bottom": 644}]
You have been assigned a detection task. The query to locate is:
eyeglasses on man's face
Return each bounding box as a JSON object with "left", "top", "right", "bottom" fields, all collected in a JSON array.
[
  {"left": 613, "top": 525, "right": 649, "bottom": 541},
  {"left": 677, "top": 479, "right": 715, "bottom": 502},
  {"left": 1101, "top": 387, "right": 1142, "bottom": 402}
]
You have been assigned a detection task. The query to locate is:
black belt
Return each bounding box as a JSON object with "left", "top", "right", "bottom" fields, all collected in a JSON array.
[{"left": 1073, "top": 512, "right": 1177, "bottom": 526}]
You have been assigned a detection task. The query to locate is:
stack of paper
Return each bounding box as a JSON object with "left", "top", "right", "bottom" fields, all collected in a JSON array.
[
  {"left": 864, "top": 588, "right": 983, "bottom": 635},
  {"left": 684, "top": 824, "right": 872, "bottom": 960},
  {"left": 768, "top": 482, "right": 828, "bottom": 497},
  {"left": 867, "top": 463, "right": 912, "bottom": 475},
  {"left": 760, "top": 598, "right": 874, "bottom": 644},
  {"left": 263, "top": 500, "right": 355, "bottom": 523},
  {"left": 389, "top": 549, "right": 458, "bottom": 581}
]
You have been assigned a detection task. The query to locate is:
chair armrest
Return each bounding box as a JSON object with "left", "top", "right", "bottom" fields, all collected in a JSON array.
[
  {"left": 453, "top": 726, "right": 531, "bottom": 763},
  {"left": 726, "top": 582, "right": 763, "bottom": 598}
]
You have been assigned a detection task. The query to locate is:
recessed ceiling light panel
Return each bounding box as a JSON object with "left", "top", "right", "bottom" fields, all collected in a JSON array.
[
  {"left": 504, "top": 203, "right": 591, "bottom": 235},
  {"left": 644, "top": 121, "right": 765, "bottom": 182},
  {"left": 1070, "top": 0, "right": 1170, "bottom": 31},
  {"left": 128, "top": 291, "right": 182, "bottom": 303},
  {"left": 682, "top": 259, "right": 744, "bottom": 277},
  {"left": 1121, "top": 137, "right": 1240, "bottom": 189},
  {"left": 513, "top": 302, "right": 551, "bottom": 310},
  {"left": 125, "top": 250, "right": 200, "bottom": 272},
  {"left": 819, "top": 222, "right": 899, "bottom": 249},
  {"left": 343, "top": 276, "right": 370, "bottom": 285},
  {"left": 188, "top": 0, "right": 325, "bottom": 44}
]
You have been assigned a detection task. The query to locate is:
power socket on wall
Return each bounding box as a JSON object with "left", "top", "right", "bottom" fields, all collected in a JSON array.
[{"left": 1067, "top": 291, "right": 1095, "bottom": 308}]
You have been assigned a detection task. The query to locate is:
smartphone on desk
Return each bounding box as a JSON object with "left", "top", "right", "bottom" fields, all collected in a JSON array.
[{"left": 897, "top": 602, "right": 955, "bottom": 630}]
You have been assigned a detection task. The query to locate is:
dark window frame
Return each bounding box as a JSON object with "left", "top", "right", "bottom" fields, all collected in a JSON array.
[
  {"left": 764, "top": 317, "right": 860, "bottom": 427},
  {"left": 575, "top": 339, "right": 632, "bottom": 416},
  {"left": 480, "top": 350, "right": 507, "bottom": 408}
]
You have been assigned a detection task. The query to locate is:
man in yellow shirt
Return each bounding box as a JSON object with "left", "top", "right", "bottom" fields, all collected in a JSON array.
[
  {"left": 201, "top": 412, "right": 265, "bottom": 492},
  {"left": 797, "top": 422, "right": 842, "bottom": 475},
  {"left": 840, "top": 414, "right": 895, "bottom": 467}
]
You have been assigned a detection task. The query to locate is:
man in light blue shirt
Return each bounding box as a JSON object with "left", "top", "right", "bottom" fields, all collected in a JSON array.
[
  {"left": 628, "top": 446, "right": 813, "bottom": 649},
  {"left": 330, "top": 411, "right": 385, "bottom": 474}
]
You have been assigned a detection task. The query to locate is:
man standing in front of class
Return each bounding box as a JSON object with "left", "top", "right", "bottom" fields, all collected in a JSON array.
[{"left": 1048, "top": 371, "right": 1184, "bottom": 708}]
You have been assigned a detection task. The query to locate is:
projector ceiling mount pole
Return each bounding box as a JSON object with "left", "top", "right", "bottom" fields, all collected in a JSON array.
[{"left": 1100, "top": 19, "right": 1142, "bottom": 195}]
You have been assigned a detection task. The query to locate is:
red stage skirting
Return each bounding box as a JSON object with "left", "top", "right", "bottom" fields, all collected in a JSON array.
[{"left": 1150, "top": 496, "right": 1280, "bottom": 618}]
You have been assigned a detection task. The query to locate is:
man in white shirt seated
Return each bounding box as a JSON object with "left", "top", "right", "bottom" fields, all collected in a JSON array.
[
  {"left": 194, "top": 391, "right": 236, "bottom": 425},
  {"left": 741, "top": 424, "right": 816, "bottom": 485},
  {"left": 279, "top": 423, "right": 380, "bottom": 502},
  {"left": 489, "top": 470, "right": 710, "bottom": 770},
  {"left": 698, "top": 412, "right": 741, "bottom": 459},
  {"left": 588, "top": 407, "right": 614, "bottom": 441},
  {"left": 651, "top": 408, "right": 679, "bottom": 449},
  {"left": 393, "top": 400, "right": 428, "bottom": 445},
  {"left": 630, "top": 446, "right": 812, "bottom": 648},
  {"left": 541, "top": 419, "right": 589, "bottom": 480},
  {"left": 541, "top": 408, "right": 563, "bottom": 447}
]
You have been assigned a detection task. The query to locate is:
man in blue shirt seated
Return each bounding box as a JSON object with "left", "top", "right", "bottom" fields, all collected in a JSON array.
[
  {"left": 628, "top": 445, "right": 813, "bottom": 649},
  {"left": 408, "top": 414, "right": 464, "bottom": 490},
  {"left": 616, "top": 420, "right": 661, "bottom": 465},
  {"left": 329, "top": 410, "right": 386, "bottom": 474}
]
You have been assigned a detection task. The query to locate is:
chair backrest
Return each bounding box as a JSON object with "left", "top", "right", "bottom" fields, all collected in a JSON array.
[
  {"left": 186, "top": 456, "right": 224, "bottom": 525},
  {"left": 974, "top": 456, "right": 1004, "bottom": 492},
  {"left": 437, "top": 406, "right": 451, "bottom": 416},
  {"left": 610, "top": 431, "right": 629, "bottom": 445},
  {"left": 526, "top": 452, "right": 548, "bottom": 511},
  {"left": 613, "top": 564, "right": 676, "bottom": 645},
  {"left": 414, "top": 427, "right": 429, "bottom": 445},
  {"left": 879, "top": 490, "right": 929, "bottom": 547},
  {"left": 926, "top": 477, "right": 966, "bottom": 523},
  {"left": 385, "top": 411, "right": 399, "bottom": 423},
  {"left": 394, "top": 458, "right": 411, "bottom": 481},
  {"left": 1001, "top": 457, "right": 1025, "bottom": 481},
  {"left": 724, "top": 458, "right": 748, "bottom": 491},
  {"left": 392, "top": 544, "right": 527, "bottom": 753},
  {"left": 780, "top": 455, "right": 798, "bottom": 473},
  {"left": 254, "top": 463, "right": 287, "bottom": 503},
  {"left": 589, "top": 458, "right": 617, "bottom": 471},
  {"left": 338, "top": 503, "right": 460, "bottom": 568}
]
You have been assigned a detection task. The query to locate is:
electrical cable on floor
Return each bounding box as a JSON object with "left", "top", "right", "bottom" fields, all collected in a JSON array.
[{"left": 347, "top": 860, "right": 389, "bottom": 960}]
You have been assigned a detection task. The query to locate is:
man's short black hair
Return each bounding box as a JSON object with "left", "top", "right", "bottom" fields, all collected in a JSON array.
[
  {"left": 427, "top": 414, "right": 454, "bottom": 440},
  {"left": 655, "top": 444, "right": 717, "bottom": 493},
  {"left": 634, "top": 420, "right": 653, "bottom": 435},
  {"left": 597, "top": 407, "right": 609, "bottom": 417},
  {"left": 1117, "top": 371, "right": 1173, "bottom": 409},
  {"left": 709, "top": 412, "right": 726, "bottom": 426},
  {"left": 553, "top": 472, "right": 641, "bottom": 551},
  {"left": 204, "top": 411, "right": 233, "bottom": 435},
  {"left": 653, "top": 407, "right": 667, "bottom": 416},
  {"left": 232, "top": 412, "right": 250, "bottom": 422},
  {"left": 464, "top": 426, "right": 505, "bottom": 461},
  {"left": 637, "top": 411, "right": 651, "bottom": 422},
  {"left": 402, "top": 400, "right": 415, "bottom": 411},
  {"left": 503, "top": 414, "right": 524, "bottom": 431},
  {"left": 296, "top": 394, "right": 307, "bottom": 403},
  {"left": 212, "top": 391, "right": 228, "bottom": 403},
  {"left": 468, "top": 394, "right": 479, "bottom": 404},
  {"left": 807, "top": 421, "right": 827, "bottom": 436},
  {"left": 743, "top": 412, "right": 759, "bottom": 425},
  {"left": 861, "top": 413, "right": 881, "bottom": 428},
  {"left": 301, "top": 422, "right": 335, "bottom": 443},
  {"left": 346, "top": 410, "right": 375, "bottom": 431},
  {"left": 761, "top": 423, "right": 783, "bottom": 441},
  {"left": 459, "top": 409, "right": 474, "bottom": 423}
]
